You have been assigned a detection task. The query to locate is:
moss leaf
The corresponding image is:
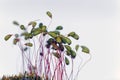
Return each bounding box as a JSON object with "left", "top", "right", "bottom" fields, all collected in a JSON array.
[
  {"left": 56, "top": 36, "right": 61, "bottom": 43},
  {"left": 41, "top": 25, "right": 47, "bottom": 32},
  {"left": 48, "top": 31, "right": 57, "bottom": 38}
]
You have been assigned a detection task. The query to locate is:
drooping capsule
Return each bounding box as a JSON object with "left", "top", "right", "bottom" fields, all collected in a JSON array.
[
  {"left": 81, "top": 46, "right": 90, "bottom": 54},
  {"left": 66, "top": 50, "right": 71, "bottom": 56},
  {"left": 56, "top": 26, "right": 63, "bottom": 30},
  {"left": 28, "top": 21, "right": 37, "bottom": 27},
  {"left": 65, "top": 45, "right": 71, "bottom": 51},
  {"left": 46, "top": 44, "right": 50, "bottom": 48},
  {"left": 53, "top": 52, "right": 61, "bottom": 58},
  {"left": 68, "top": 32, "right": 75, "bottom": 37},
  {"left": 20, "top": 25, "right": 26, "bottom": 30},
  {"left": 25, "top": 42, "right": 33, "bottom": 47},
  {"left": 13, "top": 21, "right": 19, "bottom": 26},
  {"left": 75, "top": 44, "right": 79, "bottom": 51},
  {"left": 68, "top": 32, "right": 79, "bottom": 40},
  {"left": 70, "top": 50, "right": 76, "bottom": 59},
  {"left": 59, "top": 43, "right": 64, "bottom": 51},
  {"left": 63, "top": 37, "right": 71, "bottom": 45},
  {"left": 4, "top": 34, "right": 12, "bottom": 41},
  {"left": 13, "top": 38, "right": 19, "bottom": 45},
  {"left": 65, "top": 57, "right": 70, "bottom": 65},
  {"left": 46, "top": 11, "right": 52, "bottom": 18}
]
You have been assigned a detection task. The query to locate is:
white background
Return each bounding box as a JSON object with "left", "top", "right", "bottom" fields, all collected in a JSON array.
[{"left": 0, "top": 0, "right": 120, "bottom": 80}]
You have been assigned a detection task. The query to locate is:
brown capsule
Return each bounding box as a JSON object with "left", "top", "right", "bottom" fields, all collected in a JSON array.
[
  {"left": 40, "top": 52, "right": 43, "bottom": 56},
  {"left": 46, "top": 44, "right": 50, "bottom": 48},
  {"left": 52, "top": 43, "right": 59, "bottom": 50},
  {"left": 59, "top": 43, "right": 64, "bottom": 51}
]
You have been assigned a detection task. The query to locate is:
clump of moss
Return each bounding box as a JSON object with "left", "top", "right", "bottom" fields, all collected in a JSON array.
[{"left": 3, "top": 11, "right": 90, "bottom": 80}]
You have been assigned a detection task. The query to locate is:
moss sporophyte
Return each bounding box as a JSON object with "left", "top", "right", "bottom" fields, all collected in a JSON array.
[{"left": 3, "top": 11, "right": 91, "bottom": 80}]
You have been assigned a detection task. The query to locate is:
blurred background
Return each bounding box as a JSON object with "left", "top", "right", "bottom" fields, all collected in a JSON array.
[{"left": 0, "top": 0, "right": 120, "bottom": 80}]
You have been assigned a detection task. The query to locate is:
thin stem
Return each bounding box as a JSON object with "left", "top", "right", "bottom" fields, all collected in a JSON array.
[
  {"left": 74, "top": 54, "right": 92, "bottom": 80},
  {"left": 68, "top": 58, "right": 73, "bottom": 80}
]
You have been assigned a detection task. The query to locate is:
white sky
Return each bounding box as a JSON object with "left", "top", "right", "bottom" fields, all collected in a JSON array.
[{"left": 0, "top": 0, "right": 120, "bottom": 80}]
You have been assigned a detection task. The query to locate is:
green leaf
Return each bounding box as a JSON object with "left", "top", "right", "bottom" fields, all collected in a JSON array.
[
  {"left": 65, "top": 45, "right": 71, "bottom": 51},
  {"left": 56, "top": 26, "right": 63, "bottom": 30},
  {"left": 70, "top": 50, "right": 76, "bottom": 58},
  {"left": 75, "top": 44, "right": 79, "bottom": 51},
  {"left": 48, "top": 31, "right": 57, "bottom": 38},
  {"left": 81, "top": 46, "right": 90, "bottom": 54},
  {"left": 25, "top": 43, "right": 33, "bottom": 47},
  {"left": 56, "top": 36, "right": 61, "bottom": 43},
  {"left": 41, "top": 25, "right": 47, "bottom": 32},
  {"left": 4, "top": 34, "right": 12, "bottom": 41},
  {"left": 13, "top": 21, "right": 19, "bottom": 26},
  {"left": 20, "top": 25, "right": 26, "bottom": 30},
  {"left": 65, "top": 57, "right": 69, "bottom": 65},
  {"left": 60, "top": 35, "right": 66, "bottom": 44},
  {"left": 60, "top": 35, "right": 72, "bottom": 45},
  {"left": 46, "top": 11, "right": 52, "bottom": 18},
  {"left": 28, "top": 21, "right": 37, "bottom": 27}
]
